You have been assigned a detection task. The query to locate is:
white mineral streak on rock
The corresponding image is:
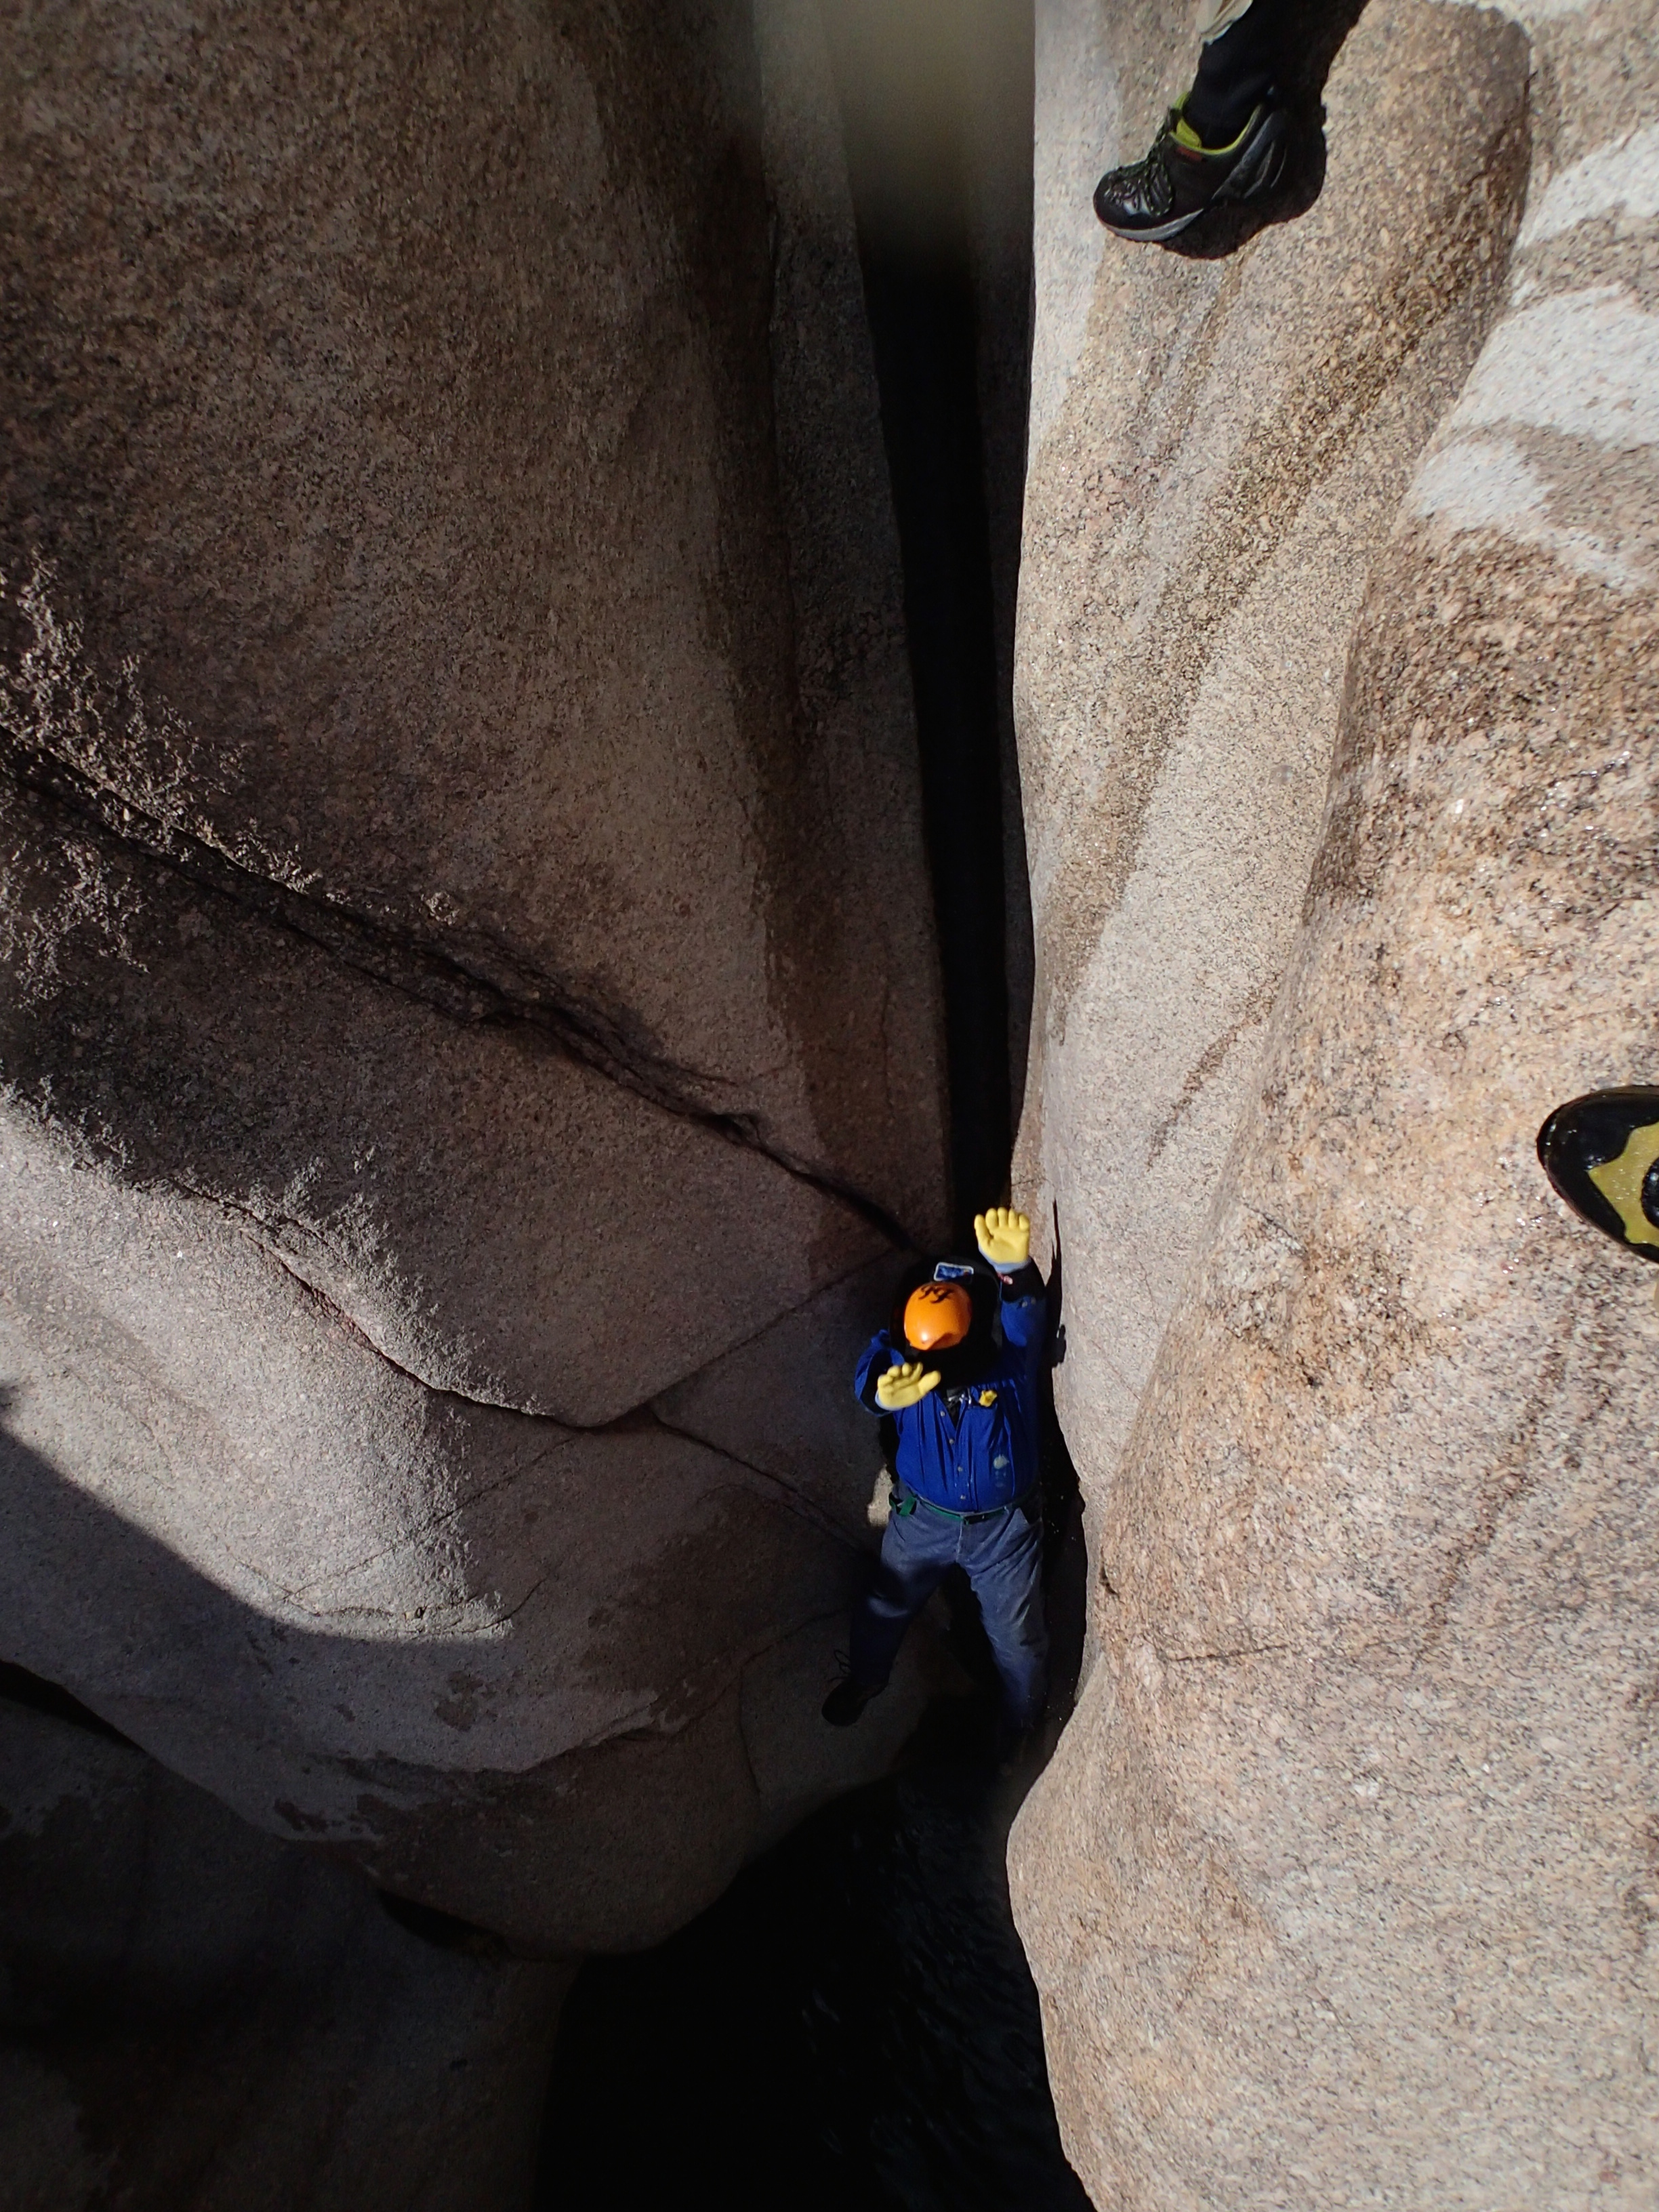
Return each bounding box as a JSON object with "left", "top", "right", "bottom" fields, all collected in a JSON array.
[
  {"left": 1011, "top": 0, "right": 1659, "bottom": 2201},
  {"left": 1519, "top": 121, "right": 1659, "bottom": 244},
  {"left": 1498, "top": 0, "right": 1609, "bottom": 17},
  {"left": 1410, "top": 434, "right": 1648, "bottom": 587},
  {"left": 1449, "top": 285, "right": 1659, "bottom": 449},
  {"left": 1436, "top": 0, "right": 1610, "bottom": 19}
]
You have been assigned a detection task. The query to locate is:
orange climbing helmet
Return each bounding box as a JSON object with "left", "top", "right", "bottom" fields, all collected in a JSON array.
[{"left": 901, "top": 1279, "right": 972, "bottom": 1353}]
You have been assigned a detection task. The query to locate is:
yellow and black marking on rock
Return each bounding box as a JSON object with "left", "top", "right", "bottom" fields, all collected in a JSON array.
[{"left": 1537, "top": 1089, "right": 1659, "bottom": 1261}]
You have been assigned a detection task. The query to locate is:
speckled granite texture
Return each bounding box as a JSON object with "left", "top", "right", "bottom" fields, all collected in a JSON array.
[
  {"left": 1011, "top": 0, "right": 1659, "bottom": 2202},
  {"left": 0, "top": 0, "right": 948, "bottom": 1952}
]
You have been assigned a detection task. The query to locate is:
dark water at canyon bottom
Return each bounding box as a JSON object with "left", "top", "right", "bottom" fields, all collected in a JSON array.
[{"left": 535, "top": 1689, "right": 1091, "bottom": 2212}]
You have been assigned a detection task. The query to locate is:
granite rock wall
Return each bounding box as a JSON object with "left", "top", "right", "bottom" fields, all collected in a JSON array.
[
  {"left": 0, "top": 0, "right": 950, "bottom": 1954},
  {"left": 1011, "top": 0, "right": 1659, "bottom": 2202},
  {"left": 0, "top": 1685, "right": 569, "bottom": 2212}
]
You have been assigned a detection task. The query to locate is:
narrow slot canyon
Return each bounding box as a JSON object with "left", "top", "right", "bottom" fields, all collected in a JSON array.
[
  {"left": 4, "top": 0, "right": 1659, "bottom": 2207},
  {"left": 540, "top": 7, "right": 1091, "bottom": 2203},
  {"left": 820, "top": 0, "right": 1033, "bottom": 1230}
]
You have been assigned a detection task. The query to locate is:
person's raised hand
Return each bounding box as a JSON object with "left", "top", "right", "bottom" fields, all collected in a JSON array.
[
  {"left": 875, "top": 1360, "right": 941, "bottom": 1412},
  {"left": 975, "top": 1206, "right": 1030, "bottom": 1271}
]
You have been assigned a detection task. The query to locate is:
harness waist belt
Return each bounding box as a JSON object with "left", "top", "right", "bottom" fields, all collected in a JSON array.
[{"left": 914, "top": 1488, "right": 1035, "bottom": 1526}]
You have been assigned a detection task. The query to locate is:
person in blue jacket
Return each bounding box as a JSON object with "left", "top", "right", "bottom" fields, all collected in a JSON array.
[{"left": 822, "top": 1207, "right": 1049, "bottom": 1740}]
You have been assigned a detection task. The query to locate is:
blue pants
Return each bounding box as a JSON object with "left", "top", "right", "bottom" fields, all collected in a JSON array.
[{"left": 851, "top": 1485, "right": 1049, "bottom": 1731}]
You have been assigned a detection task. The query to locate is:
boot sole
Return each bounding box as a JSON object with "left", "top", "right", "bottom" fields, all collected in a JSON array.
[{"left": 1099, "top": 206, "right": 1204, "bottom": 241}]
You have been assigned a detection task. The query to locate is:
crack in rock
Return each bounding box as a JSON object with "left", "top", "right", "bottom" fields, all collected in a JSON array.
[{"left": 0, "top": 731, "right": 910, "bottom": 1249}]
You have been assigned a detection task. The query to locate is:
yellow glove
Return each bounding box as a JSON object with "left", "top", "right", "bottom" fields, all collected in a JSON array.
[
  {"left": 975, "top": 1206, "right": 1030, "bottom": 1271},
  {"left": 875, "top": 1359, "right": 941, "bottom": 1412}
]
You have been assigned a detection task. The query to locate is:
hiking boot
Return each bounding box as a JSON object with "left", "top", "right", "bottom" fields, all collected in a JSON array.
[
  {"left": 821, "top": 1677, "right": 882, "bottom": 1727},
  {"left": 1537, "top": 1086, "right": 1659, "bottom": 1258},
  {"left": 1093, "top": 98, "right": 1290, "bottom": 241}
]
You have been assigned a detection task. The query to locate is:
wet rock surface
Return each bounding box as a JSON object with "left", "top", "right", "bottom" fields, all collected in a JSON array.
[{"left": 1012, "top": 0, "right": 1659, "bottom": 2203}]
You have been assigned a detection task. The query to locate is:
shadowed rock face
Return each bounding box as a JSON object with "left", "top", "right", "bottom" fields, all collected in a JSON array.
[
  {"left": 0, "top": 1691, "right": 571, "bottom": 2212},
  {"left": 0, "top": 0, "right": 951, "bottom": 1951},
  {"left": 1011, "top": 0, "right": 1659, "bottom": 2202}
]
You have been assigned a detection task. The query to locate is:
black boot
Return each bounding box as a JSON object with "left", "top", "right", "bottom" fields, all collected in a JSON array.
[
  {"left": 821, "top": 1677, "right": 882, "bottom": 1727},
  {"left": 1537, "top": 1087, "right": 1659, "bottom": 1258},
  {"left": 1094, "top": 98, "right": 1289, "bottom": 241}
]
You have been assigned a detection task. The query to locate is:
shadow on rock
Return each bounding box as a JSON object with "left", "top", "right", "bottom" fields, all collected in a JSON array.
[
  {"left": 537, "top": 1695, "right": 1090, "bottom": 2212},
  {"left": 1166, "top": 0, "right": 1372, "bottom": 260},
  {"left": 537, "top": 1347, "right": 1091, "bottom": 2212}
]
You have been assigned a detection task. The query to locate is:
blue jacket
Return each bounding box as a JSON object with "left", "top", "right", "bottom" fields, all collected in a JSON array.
[{"left": 854, "top": 1267, "right": 1047, "bottom": 1514}]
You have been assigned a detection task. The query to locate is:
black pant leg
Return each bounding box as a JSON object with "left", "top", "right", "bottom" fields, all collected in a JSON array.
[{"left": 1185, "top": 0, "right": 1290, "bottom": 144}]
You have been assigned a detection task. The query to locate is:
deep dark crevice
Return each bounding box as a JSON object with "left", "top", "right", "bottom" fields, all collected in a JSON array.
[
  {"left": 534, "top": 12, "right": 1087, "bottom": 2209},
  {"left": 854, "top": 245, "right": 1012, "bottom": 1231},
  {"left": 535, "top": 1705, "right": 1089, "bottom": 2212},
  {"left": 535, "top": 1507, "right": 1090, "bottom": 2211},
  {"left": 818, "top": 0, "right": 1037, "bottom": 1238},
  {"left": 373, "top": 1887, "right": 514, "bottom": 1959}
]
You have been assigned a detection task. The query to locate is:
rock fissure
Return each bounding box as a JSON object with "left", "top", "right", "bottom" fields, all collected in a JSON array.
[
  {"left": 0, "top": 745, "right": 914, "bottom": 1250},
  {"left": 1414, "top": 1314, "right": 1576, "bottom": 1663},
  {"left": 213, "top": 1187, "right": 501, "bottom": 1401},
  {"left": 276, "top": 1451, "right": 575, "bottom": 1612},
  {"left": 564, "top": 1605, "right": 848, "bottom": 1755},
  {"left": 1159, "top": 1641, "right": 1304, "bottom": 1666},
  {"left": 645, "top": 1408, "right": 866, "bottom": 1555}
]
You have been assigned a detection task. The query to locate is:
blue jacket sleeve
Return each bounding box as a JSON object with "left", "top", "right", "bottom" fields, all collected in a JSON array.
[
  {"left": 998, "top": 1264, "right": 1048, "bottom": 1355},
  {"left": 854, "top": 1330, "right": 899, "bottom": 1412}
]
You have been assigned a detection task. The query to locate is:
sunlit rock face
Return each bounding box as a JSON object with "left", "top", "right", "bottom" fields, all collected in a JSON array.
[
  {"left": 0, "top": 0, "right": 949, "bottom": 1952},
  {"left": 1011, "top": 0, "right": 1659, "bottom": 2202}
]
